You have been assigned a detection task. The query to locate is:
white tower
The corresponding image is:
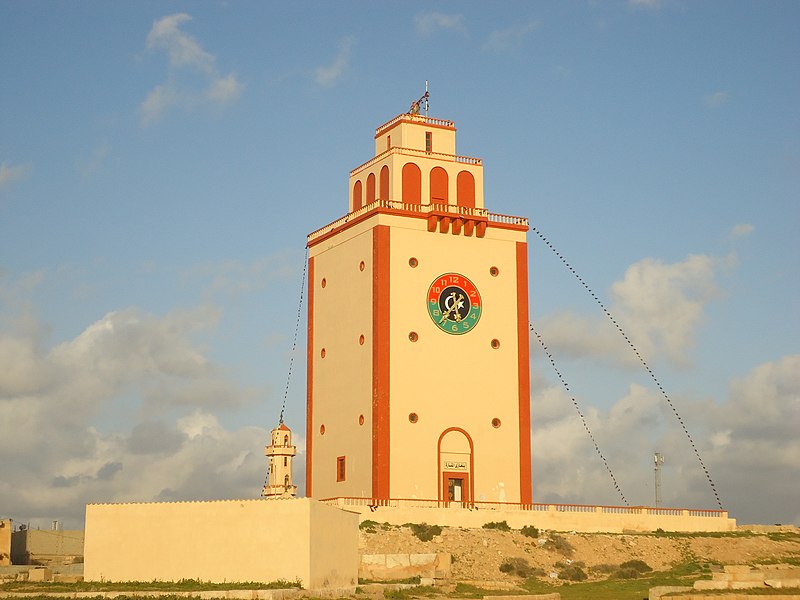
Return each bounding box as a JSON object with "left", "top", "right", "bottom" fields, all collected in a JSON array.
[{"left": 262, "top": 422, "right": 297, "bottom": 498}]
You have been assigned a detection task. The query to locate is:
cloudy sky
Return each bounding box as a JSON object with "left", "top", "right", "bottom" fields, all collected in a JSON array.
[{"left": 1, "top": 2, "right": 797, "bottom": 529}]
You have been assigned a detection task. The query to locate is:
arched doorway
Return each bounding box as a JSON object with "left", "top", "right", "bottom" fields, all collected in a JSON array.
[{"left": 437, "top": 428, "right": 474, "bottom": 507}]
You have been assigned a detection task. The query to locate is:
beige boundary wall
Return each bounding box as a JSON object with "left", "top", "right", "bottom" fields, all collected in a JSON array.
[
  {"left": 324, "top": 499, "right": 736, "bottom": 533},
  {"left": 84, "top": 498, "right": 358, "bottom": 589}
]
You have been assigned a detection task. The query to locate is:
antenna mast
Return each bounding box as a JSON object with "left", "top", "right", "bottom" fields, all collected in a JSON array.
[{"left": 654, "top": 452, "right": 664, "bottom": 507}]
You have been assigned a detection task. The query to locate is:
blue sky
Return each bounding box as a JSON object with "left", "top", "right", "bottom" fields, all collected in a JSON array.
[{"left": 1, "top": 1, "right": 798, "bottom": 528}]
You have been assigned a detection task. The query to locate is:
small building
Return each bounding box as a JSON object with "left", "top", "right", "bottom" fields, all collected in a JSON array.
[{"left": 10, "top": 526, "right": 84, "bottom": 566}]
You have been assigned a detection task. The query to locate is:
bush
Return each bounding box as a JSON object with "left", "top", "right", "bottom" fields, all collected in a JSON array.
[
  {"left": 499, "top": 557, "right": 543, "bottom": 578},
  {"left": 612, "top": 567, "right": 640, "bottom": 579},
  {"left": 545, "top": 534, "right": 574, "bottom": 556},
  {"left": 619, "top": 559, "right": 652, "bottom": 573},
  {"left": 360, "top": 519, "right": 379, "bottom": 531},
  {"left": 483, "top": 520, "right": 511, "bottom": 531},
  {"left": 406, "top": 522, "right": 442, "bottom": 542},
  {"left": 520, "top": 525, "right": 539, "bottom": 538},
  {"left": 558, "top": 564, "right": 587, "bottom": 581}
]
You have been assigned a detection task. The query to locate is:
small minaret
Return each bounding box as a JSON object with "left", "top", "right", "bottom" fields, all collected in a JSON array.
[{"left": 262, "top": 421, "right": 297, "bottom": 498}]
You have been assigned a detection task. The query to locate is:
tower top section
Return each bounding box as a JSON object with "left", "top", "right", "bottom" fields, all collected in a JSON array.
[
  {"left": 307, "top": 111, "right": 527, "bottom": 248},
  {"left": 373, "top": 114, "right": 459, "bottom": 158}
]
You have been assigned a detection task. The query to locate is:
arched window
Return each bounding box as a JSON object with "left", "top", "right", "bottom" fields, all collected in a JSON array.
[
  {"left": 457, "top": 171, "right": 475, "bottom": 209},
  {"left": 366, "top": 173, "right": 376, "bottom": 205},
  {"left": 283, "top": 434, "right": 288, "bottom": 446},
  {"left": 353, "top": 180, "right": 363, "bottom": 211},
  {"left": 284, "top": 474, "right": 290, "bottom": 487},
  {"left": 402, "top": 163, "right": 422, "bottom": 205},
  {"left": 379, "top": 166, "right": 389, "bottom": 200},
  {"left": 284, "top": 457, "right": 288, "bottom": 467},
  {"left": 430, "top": 167, "right": 448, "bottom": 205}
]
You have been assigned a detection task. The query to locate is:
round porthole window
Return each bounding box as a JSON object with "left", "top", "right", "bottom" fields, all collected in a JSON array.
[
  {"left": 408, "top": 413, "right": 419, "bottom": 424},
  {"left": 492, "top": 418, "right": 501, "bottom": 429}
]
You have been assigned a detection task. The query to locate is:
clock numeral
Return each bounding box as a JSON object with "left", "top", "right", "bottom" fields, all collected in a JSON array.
[
  {"left": 451, "top": 324, "right": 458, "bottom": 332},
  {"left": 432, "top": 309, "right": 441, "bottom": 316}
]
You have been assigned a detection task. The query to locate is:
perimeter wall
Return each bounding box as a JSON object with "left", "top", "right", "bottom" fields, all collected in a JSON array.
[
  {"left": 323, "top": 499, "right": 736, "bottom": 533},
  {"left": 84, "top": 498, "right": 358, "bottom": 589}
]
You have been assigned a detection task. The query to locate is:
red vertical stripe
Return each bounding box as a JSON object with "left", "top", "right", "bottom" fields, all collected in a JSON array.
[
  {"left": 305, "top": 256, "right": 315, "bottom": 497},
  {"left": 372, "top": 225, "right": 391, "bottom": 499},
  {"left": 516, "top": 241, "right": 533, "bottom": 504}
]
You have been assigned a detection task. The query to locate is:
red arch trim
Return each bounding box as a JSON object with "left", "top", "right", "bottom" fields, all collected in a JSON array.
[{"left": 436, "top": 427, "right": 475, "bottom": 504}]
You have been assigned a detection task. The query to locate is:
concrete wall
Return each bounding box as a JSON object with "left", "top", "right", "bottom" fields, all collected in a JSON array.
[
  {"left": 10, "top": 528, "right": 84, "bottom": 565},
  {"left": 360, "top": 553, "right": 450, "bottom": 581},
  {"left": 328, "top": 500, "right": 736, "bottom": 533},
  {"left": 0, "top": 520, "right": 10, "bottom": 566},
  {"left": 84, "top": 498, "right": 358, "bottom": 589}
]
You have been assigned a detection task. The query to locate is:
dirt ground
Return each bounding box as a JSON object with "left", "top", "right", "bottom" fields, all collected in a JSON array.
[{"left": 359, "top": 524, "right": 800, "bottom": 585}]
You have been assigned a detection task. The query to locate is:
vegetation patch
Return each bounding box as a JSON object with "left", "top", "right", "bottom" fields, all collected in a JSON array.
[
  {"left": 482, "top": 520, "right": 510, "bottom": 531},
  {"left": 544, "top": 533, "right": 574, "bottom": 556},
  {"left": 404, "top": 522, "right": 442, "bottom": 542},
  {"left": 520, "top": 525, "right": 539, "bottom": 538},
  {"left": 498, "top": 557, "right": 545, "bottom": 578},
  {"left": 557, "top": 564, "right": 588, "bottom": 581}
]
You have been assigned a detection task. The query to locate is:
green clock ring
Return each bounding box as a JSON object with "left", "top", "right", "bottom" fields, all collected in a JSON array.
[{"left": 427, "top": 273, "right": 482, "bottom": 335}]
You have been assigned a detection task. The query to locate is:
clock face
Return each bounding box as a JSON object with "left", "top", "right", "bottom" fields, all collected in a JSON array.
[{"left": 427, "top": 273, "right": 482, "bottom": 335}]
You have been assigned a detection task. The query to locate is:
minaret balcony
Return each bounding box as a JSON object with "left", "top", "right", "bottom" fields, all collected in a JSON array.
[{"left": 265, "top": 445, "right": 297, "bottom": 456}]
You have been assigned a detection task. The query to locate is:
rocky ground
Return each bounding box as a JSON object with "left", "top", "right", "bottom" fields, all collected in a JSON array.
[{"left": 359, "top": 523, "right": 800, "bottom": 586}]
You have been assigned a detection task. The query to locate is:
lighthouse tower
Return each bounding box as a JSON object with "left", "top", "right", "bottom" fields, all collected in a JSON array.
[
  {"left": 262, "top": 422, "right": 297, "bottom": 498},
  {"left": 305, "top": 110, "right": 531, "bottom": 505}
]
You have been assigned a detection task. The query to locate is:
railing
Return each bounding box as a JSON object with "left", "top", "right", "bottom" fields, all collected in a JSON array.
[
  {"left": 375, "top": 114, "right": 455, "bottom": 137},
  {"left": 306, "top": 199, "right": 528, "bottom": 245},
  {"left": 318, "top": 496, "right": 729, "bottom": 518},
  {"left": 350, "top": 146, "right": 481, "bottom": 177}
]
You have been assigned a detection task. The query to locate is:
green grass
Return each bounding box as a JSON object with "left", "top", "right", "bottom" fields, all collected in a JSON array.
[
  {"left": 0, "top": 578, "right": 301, "bottom": 592},
  {"left": 450, "top": 583, "right": 529, "bottom": 597},
  {"left": 519, "top": 562, "right": 704, "bottom": 600},
  {"left": 383, "top": 585, "right": 438, "bottom": 599},
  {"left": 359, "top": 576, "right": 421, "bottom": 585}
]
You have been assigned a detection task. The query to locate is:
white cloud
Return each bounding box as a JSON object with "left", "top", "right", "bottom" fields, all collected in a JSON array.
[
  {"left": 0, "top": 301, "right": 276, "bottom": 527},
  {"left": 730, "top": 223, "right": 754, "bottom": 238},
  {"left": 140, "top": 84, "right": 181, "bottom": 125},
  {"left": 140, "top": 13, "right": 243, "bottom": 125},
  {"left": 705, "top": 91, "right": 729, "bottom": 108},
  {"left": 145, "top": 13, "right": 214, "bottom": 74},
  {"left": 0, "top": 161, "right": 32, "bottom": 190},
  {"left": 532, "top": 355, "right": 800, "bottom": 523},
  {"left": 539, "top": 253, "right": 723, "bottom": 368},
  {"left": 414, "top": 12, "right": 466, "bottom": 37},
  {"left": 206, "top": 73, "right": 244, "bottom": 104},
  {"left": 314, "top": 36, "right": 355, "bottom": 88},
  {"left": 483, "top": 21, "right": 539, "bottom": 53}
]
